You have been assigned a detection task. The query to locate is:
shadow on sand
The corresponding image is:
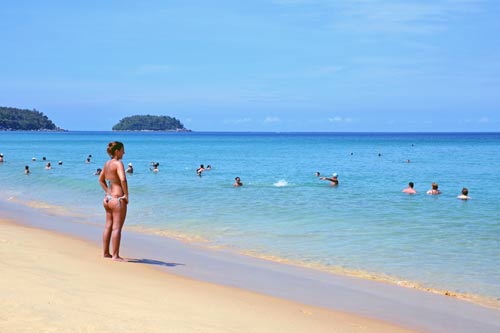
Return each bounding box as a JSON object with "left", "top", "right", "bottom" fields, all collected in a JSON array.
[{"left": 127, "top": 258, "right": 185, "bottom": 267}]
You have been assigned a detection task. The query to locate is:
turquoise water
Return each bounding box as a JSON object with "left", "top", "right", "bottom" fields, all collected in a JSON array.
[{"left": 1, "top": 131, "right": 499, "bottom": 302}]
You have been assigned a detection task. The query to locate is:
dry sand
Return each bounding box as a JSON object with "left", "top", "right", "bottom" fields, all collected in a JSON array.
[{"left": 0, "top": 218, "right": 418, "bottom": 333}]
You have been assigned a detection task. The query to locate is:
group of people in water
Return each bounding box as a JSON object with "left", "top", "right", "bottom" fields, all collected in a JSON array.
[
  {"left": 314, "top": 170, "right": 469, "bottom": 200},
  {"left": 1, "top": 146, "right": 128, "bottom": 261},
  {"left": 4, "top": 150, "right": 471, "bottom": 200},
  {"left": 402, "top": 181, "right": 470, "bottom": 200},
  {"left": 4, "top": 155, "right": 64, "bottom": 174},
  {"left": 1, "top": 140, "right": 472, "bottom": 263},
  {"left": 94, "top": 142, "right": 245, "bottom": 260}
]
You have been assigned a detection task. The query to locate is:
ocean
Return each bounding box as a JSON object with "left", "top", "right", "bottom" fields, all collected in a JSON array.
[{"left": 1, "top": 131, "right": 499, "bottom": 305}]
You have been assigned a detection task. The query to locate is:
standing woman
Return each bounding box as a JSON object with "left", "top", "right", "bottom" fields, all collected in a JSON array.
[{"left": 99, "top": 141, "right": 129, "bottom": 261}]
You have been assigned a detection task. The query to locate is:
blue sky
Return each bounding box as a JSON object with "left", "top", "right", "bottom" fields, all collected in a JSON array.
[{"left": 1, "top": 0, "right": 499, "bottom": 131}]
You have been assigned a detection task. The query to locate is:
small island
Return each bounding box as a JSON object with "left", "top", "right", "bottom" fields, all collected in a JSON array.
[
  {"left": 112, "top": 115, "right": 190, "bottom": 132},
  {"left": 0, "top": 107, "right": 63, "bottom": 131}
]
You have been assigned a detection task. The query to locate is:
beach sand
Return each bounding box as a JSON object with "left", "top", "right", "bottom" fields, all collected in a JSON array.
[{"left": 0, "top": 218, "right": 418, "bottom": 333}]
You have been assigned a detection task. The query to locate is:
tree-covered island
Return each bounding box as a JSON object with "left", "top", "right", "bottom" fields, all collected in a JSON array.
[
  {"left": 0, "top": 107, "right": 63, "bottom": 131},
  {"left": 112, "top": 115, "right": 190, "bottom": 131}
]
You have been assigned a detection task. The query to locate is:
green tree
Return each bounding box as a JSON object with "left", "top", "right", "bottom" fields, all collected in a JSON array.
[
  {"left": 0, "top": 107, "right": 62, "bottom": 130},
  {"left": 112, "top": 115, "right": 188, "bottom": 131}
]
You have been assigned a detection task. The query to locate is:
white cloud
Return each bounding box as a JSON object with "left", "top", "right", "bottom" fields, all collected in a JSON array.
[
  {"left": 224, "top": 118, "right": 253, "bottom": 125},
  {"left": 275, "top": 0, "right": 482, "bottom": 35},
  {"left": 328, "top": 116, "right": 353, "bottom": 123},
  {"left": 464, "top": 116, "right": 490, "bottom": 125},
  {"left": 264, "top": 116, "right": 281, "bottom": 124},
  {"left": 339, "top": 1, "right": 482, "bottom": 34}
]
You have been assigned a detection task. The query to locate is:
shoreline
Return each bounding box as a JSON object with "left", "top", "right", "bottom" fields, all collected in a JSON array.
[
  {"left": 1, "top": 131, "right": 498, "bottom": 312},
  {"left": 5, "top": 195, "right": 500, "bottom": 310},
  {"left": 126, "top": 224, "right": 500, "bottom": 310},
  {"left": 0, "top": 218, "right": 419, "bottom": 333},
  {"left": 1, "top": 198, "right": 500, "bottom": 332}
]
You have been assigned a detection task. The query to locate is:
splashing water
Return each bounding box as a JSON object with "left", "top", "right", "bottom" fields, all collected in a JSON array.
[{"left": 273, "top": 179, "right": 289, "bottom": 187}]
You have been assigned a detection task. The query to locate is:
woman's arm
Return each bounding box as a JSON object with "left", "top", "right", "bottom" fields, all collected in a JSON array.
[
  {"left": 117, "top": 162, "right": 129, "bottom": 203},
  {"left": 98, "top": 163, "right": 108, "bottom": 193}
]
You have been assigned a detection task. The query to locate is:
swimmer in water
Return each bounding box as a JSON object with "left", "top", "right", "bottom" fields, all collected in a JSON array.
[
  {"left": 150, "top": 162, "right": 159, "bottom": 172},
  {"left": 402, "top": 182, "right": 416, "bottom": 194},
  {"left": 197, "top": 164, "right": 205, "bottom": 176},
  {"left": 233, "top": 177, "right": 243, "bottom": 187},
  {"left": 320, "top": 173, "right": 339, "bottom": 186},
  {"left": 426, "top": 182, "right": 441, "bottom": 195},
  {"left": 457, "top": 187, "right": 470, "bottom": 200},
  {"left": 126, "top": 163, "right": 134, "bottom": 174}
]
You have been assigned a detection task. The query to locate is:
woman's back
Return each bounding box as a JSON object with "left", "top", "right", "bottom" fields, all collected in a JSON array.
[{"left": 104, "top": 160, "right": 125, "bottom": 196}]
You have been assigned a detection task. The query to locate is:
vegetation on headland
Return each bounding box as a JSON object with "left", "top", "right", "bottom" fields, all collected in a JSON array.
[
  {"left": 112, "top": 114, "right": 190, "bottom": 131},
  {"left": 0, "top": 107, "right": 63, "bottom": 131}
]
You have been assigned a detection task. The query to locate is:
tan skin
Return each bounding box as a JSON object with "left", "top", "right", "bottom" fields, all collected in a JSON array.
[
  {"left": 233, "top": 177, "right": 243, "bottom": 187},
  {"left": 426, "top": 183, "right": 441, "bottom": 195},
  {"left": 320, "top": 176, "right": 338, "bottom": 186},
  {"left": 98, "top": 146, "right": 129, "bottom": 261}
]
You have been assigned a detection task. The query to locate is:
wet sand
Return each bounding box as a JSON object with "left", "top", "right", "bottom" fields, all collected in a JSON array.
[
  {"left": 0, "top": 218, "right": 419, "bottom": 333},
  {"left": 1, "top": 199, "right": 499, "bottom": 333}
]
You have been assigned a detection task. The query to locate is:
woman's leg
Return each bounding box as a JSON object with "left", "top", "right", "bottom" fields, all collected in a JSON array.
[
  {"left": 102, "top": 201, "right": 113, "bottom": 258},
  {"left": 111, "top": 200, "right": 127, "bottom": 261}
]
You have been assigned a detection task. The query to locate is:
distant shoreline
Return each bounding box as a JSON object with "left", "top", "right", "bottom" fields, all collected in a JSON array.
[
  {"left": 0, "top": 129, "right": 67, "bottom": 132},
  {"left": 1, "top": 130, "right": 498, "bottom": 134}
]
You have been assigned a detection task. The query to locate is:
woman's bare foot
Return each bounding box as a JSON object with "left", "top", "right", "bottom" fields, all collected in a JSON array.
[
  {"left": 112, "top": 256, "right": 127, "bottom": 262},
  {"left": 103, "top": 253, "right": 112, "bottom": 258}
]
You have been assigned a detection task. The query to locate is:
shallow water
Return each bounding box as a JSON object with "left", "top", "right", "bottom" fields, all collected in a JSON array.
[{"left": 1, "top": 131, "right": 499, "bottom": 302}]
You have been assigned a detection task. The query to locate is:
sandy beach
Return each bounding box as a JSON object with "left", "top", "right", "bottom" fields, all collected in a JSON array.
[
  {"left": 1, "top": 196, "right": 500, "bottom": 333},
  {"left": 0, "top": 218, "right": 419, "bottom": 333}
]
